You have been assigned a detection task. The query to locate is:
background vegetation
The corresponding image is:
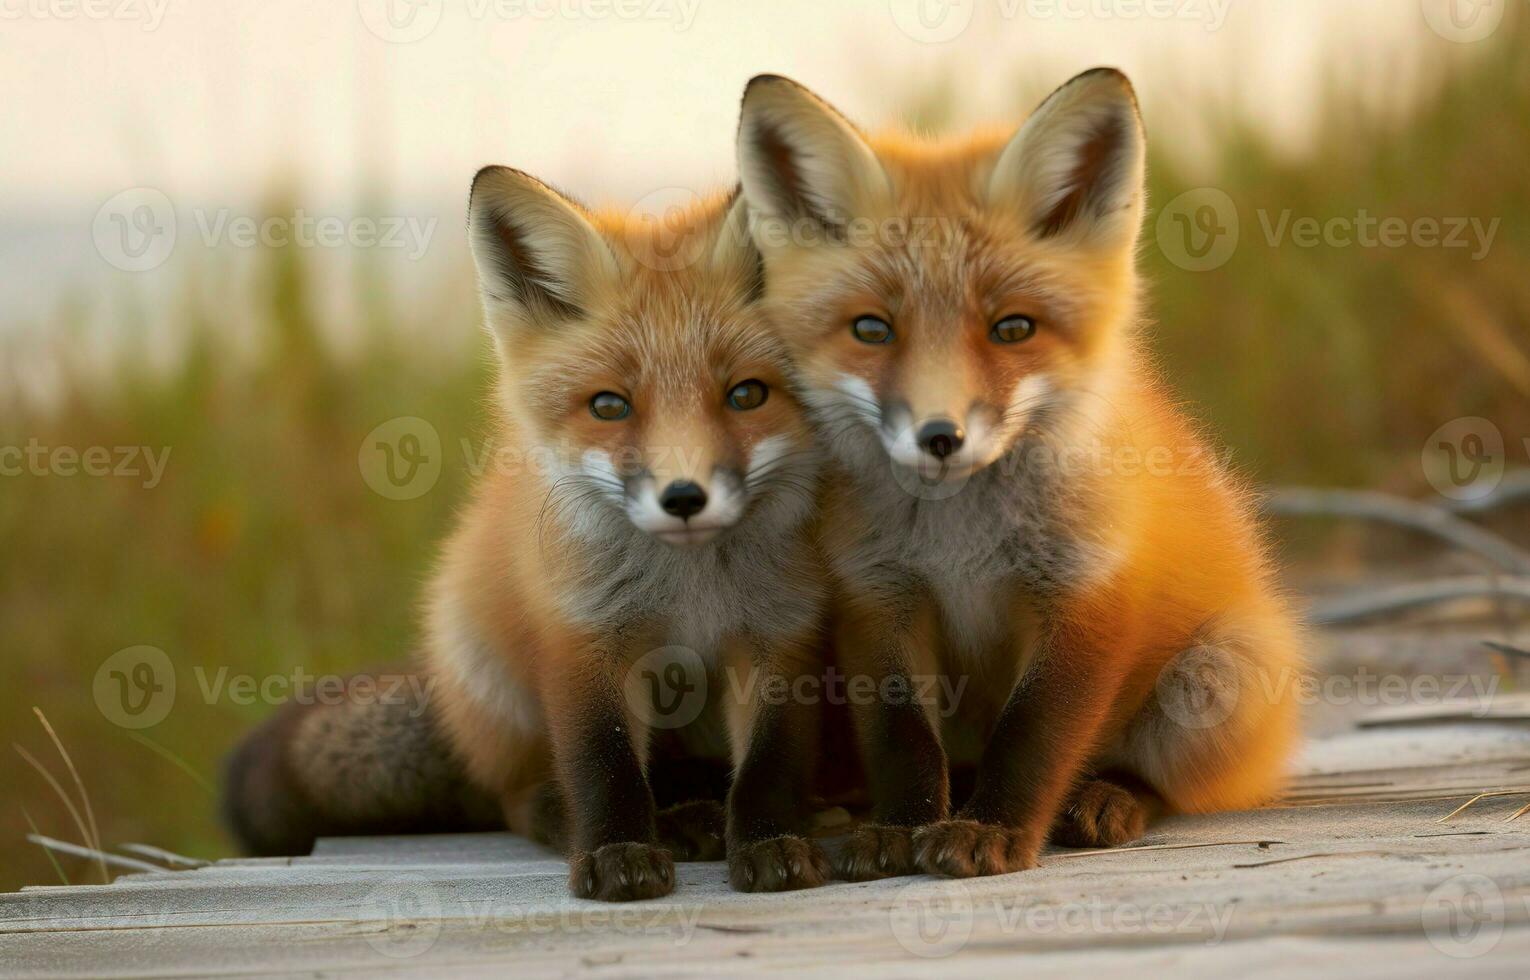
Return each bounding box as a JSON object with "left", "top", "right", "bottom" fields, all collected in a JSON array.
[{"left": 3, "top": 16, "right": 1527, "bottom": 892}]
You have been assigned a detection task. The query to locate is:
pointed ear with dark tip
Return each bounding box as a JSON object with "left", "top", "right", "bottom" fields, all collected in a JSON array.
[
  {"left": 987, "top": 68, "right": 1146, "bottom": 251},
  {"left": 468, "top": 165, "right": 619, "bottom": 331},
  {"left": 736, "top": 75, "right": 890, "bottom": 241}
]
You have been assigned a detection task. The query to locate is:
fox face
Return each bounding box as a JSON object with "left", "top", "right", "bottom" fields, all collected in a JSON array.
[
  {"left": 736, "top": 69, "right": 1146, "bottom": 485},
  {"left": 468, "top": 168, "right": 815, "bottom": 547}
]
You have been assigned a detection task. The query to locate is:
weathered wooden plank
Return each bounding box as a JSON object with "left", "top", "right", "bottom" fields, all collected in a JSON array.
[{"left": 4, "top": 724, "right": 1529, "bottom": 977}]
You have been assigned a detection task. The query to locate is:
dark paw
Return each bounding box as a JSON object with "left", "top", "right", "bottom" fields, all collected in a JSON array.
[
  {"left": 1051, "top": 779, "right": 1150, "bottom": 848},
  {"left": 728, "top": 836, "right": 831, "bottom": 893},
  {"left": 568, "top": 842, "right": 675, "bottom": 901},
  {"left": 833, "top": 823, "right": 916, "bottom": 881},
  {"left": 913, "top": 819, "right": 1035, "bottom": 878},
  {"left": 656, "top": 800, "right": 726, "bottom": 862}
]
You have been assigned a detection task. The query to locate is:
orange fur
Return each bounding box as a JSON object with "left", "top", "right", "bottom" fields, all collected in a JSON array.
[
  {"left": 737, "top": 69, "right": 1303, "bottom": 876},
  {"left": 425, "top": 169, "right": 832, "bottom": 898}
]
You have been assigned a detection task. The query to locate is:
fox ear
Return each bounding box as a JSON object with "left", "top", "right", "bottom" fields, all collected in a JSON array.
[
  {"left": 987, "top": 68, "right": 1145, "bottom": 250},
  {"left": 708, "top": 190, "right": 766, "bottom": 301},
  {"left": 736, "top": 75, "right": 890, "bottom": 241},
  {"left": 468, "top": 165, "right": 619, "bottom": 329}
]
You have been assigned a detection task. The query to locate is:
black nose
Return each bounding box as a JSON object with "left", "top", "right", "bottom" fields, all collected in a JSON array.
[
  {"left": 659, "top": 480, "right": 708, "bottom": 519},
  {"left": 916, "top": 419, "right": 965, "bottom": 460}
]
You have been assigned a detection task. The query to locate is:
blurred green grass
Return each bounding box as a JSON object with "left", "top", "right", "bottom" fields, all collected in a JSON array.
[{"left": 3, "top": 20, "right": 1528, "bottom": 891}]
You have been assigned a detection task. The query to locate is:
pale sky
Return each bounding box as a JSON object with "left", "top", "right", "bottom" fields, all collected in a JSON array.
[
  {"left": 0, "top": 0, "right": 1490, "bottom": 342},
  {"left": 1, "top": 0, "right": 1450, "bottom": 204}
]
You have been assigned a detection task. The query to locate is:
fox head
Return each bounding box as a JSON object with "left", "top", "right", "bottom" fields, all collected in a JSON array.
[
  {"left": 468, "top": 167, "right": 815, "bottom": 547},
  {"left": 736, "top": 68, "right": 1145, "bottom": 486}
]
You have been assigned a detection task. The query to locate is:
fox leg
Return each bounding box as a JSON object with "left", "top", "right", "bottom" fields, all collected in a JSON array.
[
  {"left": 523, "top": 780, "right": 724, "bottom": 861},
  {"left": 720, "top": 633, "right": 832, "bottom": 892},
  {"left": 833, "top": 598, "right": 950, "bottom": 882},
  {"left": 915, "top": 612, "right": 1124, "bottom": 878},
  {"left": 544, "top": 642, "right": 674, "bottom": 902}
]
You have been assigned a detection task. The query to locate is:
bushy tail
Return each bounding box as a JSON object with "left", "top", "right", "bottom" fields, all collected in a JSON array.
[{"left": 220, "top": 670, "right": 501, "bottom": 856}]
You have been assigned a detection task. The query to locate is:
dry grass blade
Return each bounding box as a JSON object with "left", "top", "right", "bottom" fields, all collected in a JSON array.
[
  {"left": 25, "top": 835, "right": 164, "bottom": 874},
  {"left": 1505, "top": 801, "right": 1530, "bottom": 824},
  {"left": 12, "top": 744, "right": 106, "bottom": 882},
  {"left": 127, "top": 731, "right": 216, "bottom": 797},
  {"left": 32, "top": 707, "right": 104, "bottom": 873},
  {"left": 1436, "top": 791, "right": 1530, "bottom": 823},
  {"left": 20, "top": 807, "right": 69, "bottom": 886},
  {"left": 1425, "top": 276, "right": 1530, "bottom": 398},
  {"left": 1045, "top": 839, "right": 1284, "bottom": 860},
  {"left": 118, "top": 842, "right": 209, "bottom": 868}
]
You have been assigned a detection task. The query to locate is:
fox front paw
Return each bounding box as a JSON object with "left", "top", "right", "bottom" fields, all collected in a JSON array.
[
  {"left": 913, "top": 819, "right": 1036, "bottom": 878},
  {"left": 656, "top": 800, "right": 726, "bottom": 861},
  {"left": 568, "top": 842, "right": 675, "bottom": 901},
  {"left": 728, "top": 835, "right": 831, "bottom": 893},
  {"left": 833, "top": 823, "right": 917, "bottom": 881}
]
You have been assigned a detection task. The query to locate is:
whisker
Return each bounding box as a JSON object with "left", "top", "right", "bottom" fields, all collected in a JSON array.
[{"left": 535, "top": 478, "right": 615, "bottom": 558}]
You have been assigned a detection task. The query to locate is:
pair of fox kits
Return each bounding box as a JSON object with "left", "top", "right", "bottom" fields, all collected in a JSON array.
[{"left": 224, "top": 68, "right": 1302, "bottom": 900}]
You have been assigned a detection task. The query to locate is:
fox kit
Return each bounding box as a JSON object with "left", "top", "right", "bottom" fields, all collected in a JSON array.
[
  {"left": 226, "top": 170, "right": 833, "bottom": 900},
  {"left": 735, "top": 69, "right": 1304, "bottom": 879}
]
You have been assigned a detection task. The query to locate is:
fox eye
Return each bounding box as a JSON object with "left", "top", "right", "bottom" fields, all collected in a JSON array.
[
  {"left": 589, "top": 392, "right": 631, "bottom": 421},
  {"left": 851, "top": 315, "right": 893, "bottom": 344},
  {"left": 727, "top": 379, "right": 769, "bottom": 411},
  {"left": 991, "top": 315, "right": 1036, "bottom": 344}
]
